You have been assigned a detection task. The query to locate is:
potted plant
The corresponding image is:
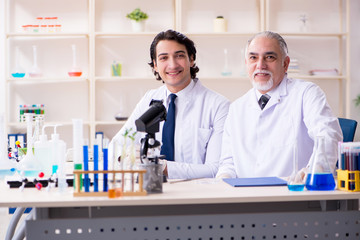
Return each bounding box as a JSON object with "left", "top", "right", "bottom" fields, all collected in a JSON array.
[
  {"left": 355, "top": 94, "right": 360, "bottom": 109},
  {"left": 126, "top": 8, "right": 148, "bottom": 32}
]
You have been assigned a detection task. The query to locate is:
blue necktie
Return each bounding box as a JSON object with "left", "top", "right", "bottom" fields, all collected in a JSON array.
[{"left": 161, "top": 94, "right": 177, "bottom": 161}]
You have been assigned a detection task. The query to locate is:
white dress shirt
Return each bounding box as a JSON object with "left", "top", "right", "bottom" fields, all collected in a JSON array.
[
  {"left": 110, "top": 78, "right": 230, "bottom": 179},
  {"left": 216, "top": 77, "right": 343, "bottom": 178}
]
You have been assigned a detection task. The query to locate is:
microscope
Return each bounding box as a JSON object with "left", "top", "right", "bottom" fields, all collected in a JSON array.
[
  {"left": 135, "top": 99, "right": 167, "bottom": 163},
  {"left": 135, "top": 100, "right": 167, "bottom": 188}
]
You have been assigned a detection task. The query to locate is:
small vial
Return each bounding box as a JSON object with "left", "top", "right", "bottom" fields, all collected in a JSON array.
[
  {"left": 33, "top": 24, "right": 39, "bottom": 33},
  {"left": 19, "top": 105, "right": 24, "bottom": 122},
  {"left": 48, "top": 17, "right": 56, "bottom": 33},
  {"left": 36, "top": 17, "right": 43, "bottom": 33},
  {"left": 44, "top": 17, "right": 51, "bottom": 33}
]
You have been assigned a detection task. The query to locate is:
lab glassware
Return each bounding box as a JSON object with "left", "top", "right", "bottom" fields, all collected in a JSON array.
[
  {"left": 29, "top": 45, "right": 43, "bottom": 77},
  {"left": 68, "top": 44, "right": 82, "bottom": 77},
  {"left": 18, "top": 114, "right": 40, "bottom": 177},
  {"left": 221, "top": 48, "right": 232, "bottom": 76},
  {"left": 287, "top": 140, "right": 305, "bottom": 191},
  {"left": 305, "top": 135, "right": 336, "bottom": 191},
  {"left": 11, "top": 47, "right": 26, "bottom": 78}
]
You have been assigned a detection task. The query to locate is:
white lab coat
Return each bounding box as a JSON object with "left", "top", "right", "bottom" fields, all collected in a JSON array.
[
  {"left": 216, "top": 77, "right": 343, "bottom": 178},
  {"left": 110, "top": 79, "right": 230, "bottom": 179}
]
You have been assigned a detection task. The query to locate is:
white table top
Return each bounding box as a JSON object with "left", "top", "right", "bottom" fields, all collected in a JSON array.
[{"left": 1, "top": 178, "right": 359, "bottom": 208}]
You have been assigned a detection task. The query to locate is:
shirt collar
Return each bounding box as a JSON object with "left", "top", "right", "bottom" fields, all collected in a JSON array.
[{"left": 165, "top": 79, "right": 195, "bottom": 102}]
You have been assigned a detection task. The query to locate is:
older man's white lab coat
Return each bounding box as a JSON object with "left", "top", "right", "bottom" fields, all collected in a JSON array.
[
  {"left": 216, "top": 77, "right": 343, "bottom": 178},
  {"left": 111, "top": 79, "right": 230, "bottom": 179}
]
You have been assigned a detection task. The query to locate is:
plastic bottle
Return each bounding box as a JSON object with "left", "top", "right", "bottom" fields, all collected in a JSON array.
[
  {"left": 34, "top": 125, "right": 53, "bottom": 177},
  {"left": 49, "top": 125, "right": 66, "bottom": 175}
]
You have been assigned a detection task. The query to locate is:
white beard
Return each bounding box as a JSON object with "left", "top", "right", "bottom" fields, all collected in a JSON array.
[{"left": 251, "top": 70, "right": 274, "bottom": 92}]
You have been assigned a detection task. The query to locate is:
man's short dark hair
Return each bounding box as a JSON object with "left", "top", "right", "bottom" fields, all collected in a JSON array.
[{"left": 148, "top": 29, "right": 199, "bottom": 81}]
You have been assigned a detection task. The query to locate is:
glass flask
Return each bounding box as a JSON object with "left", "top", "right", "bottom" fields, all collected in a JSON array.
[
  {"left": 68, "top": 44, "right": 82, "bottom": 77},
  {"left": 305, "top": 136, "right": 336, "bottom": 191},
  {"left": 11, "top": 47, "right": 26, "bottom": 78},
  {"left": 287, "top": 140, "right": 305, "bottom": 191}
]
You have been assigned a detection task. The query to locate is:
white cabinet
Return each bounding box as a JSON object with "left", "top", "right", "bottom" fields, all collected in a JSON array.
[{"left": 4, "top": 0, "right": 350, "bottom": 146}]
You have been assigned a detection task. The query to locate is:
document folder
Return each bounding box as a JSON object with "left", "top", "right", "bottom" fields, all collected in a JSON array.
[{"left": 223, "top": 177, "right": 287, "bottom": 187}]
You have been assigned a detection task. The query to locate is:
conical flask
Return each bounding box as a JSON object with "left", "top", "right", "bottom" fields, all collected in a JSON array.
[
  {"left": 11, "top": 47, "right": 26, "bottom": 78},
  {"left": 305, "top": 135, "right": 336, "bottom": 191}
]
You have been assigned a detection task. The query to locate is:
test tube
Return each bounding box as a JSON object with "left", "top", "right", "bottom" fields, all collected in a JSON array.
[
  {"left": 72, "top": 119, "right": 83, "bottom": 190},
  {"left": 83, "top": 139, "right": 89, "bottom": 192},
  {"left": 103, "top": 138, "right": 109, "bottom": 192},
  {"left": 93, "top": 142, "right": 99, "bottom": 192}
]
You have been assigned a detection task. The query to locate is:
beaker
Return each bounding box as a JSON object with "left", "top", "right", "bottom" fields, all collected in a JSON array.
[{"left": 305, "top": 135, "right": 336, "bottom": 191}]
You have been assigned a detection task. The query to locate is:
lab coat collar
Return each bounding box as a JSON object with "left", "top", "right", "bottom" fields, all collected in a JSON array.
[{"left": 249, "top": 76, "right": 289, "bottom": 110}]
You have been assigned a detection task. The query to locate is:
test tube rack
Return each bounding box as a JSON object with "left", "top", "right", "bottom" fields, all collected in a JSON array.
[
  {"left": 337, "top": 169, "right": 360, "bottom": 192},
  {"left": 73, "top": 169, "right": 147, "bottom": 197}
]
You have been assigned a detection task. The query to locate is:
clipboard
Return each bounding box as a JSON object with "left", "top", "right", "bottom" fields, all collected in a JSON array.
[{"left": 223, "top": 177, "right": 287, "bottom": 187}]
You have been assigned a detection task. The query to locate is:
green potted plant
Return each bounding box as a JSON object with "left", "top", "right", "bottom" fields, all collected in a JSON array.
[
  {"left": 126, "top": 8, "right": 148, "bottom": 32},
  {"left": 354, "top": 94, "right": 360, "bottom": 109}
]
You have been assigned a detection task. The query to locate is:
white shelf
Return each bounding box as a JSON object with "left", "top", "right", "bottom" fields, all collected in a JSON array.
[
  {"left": 7, "top": 77, "right": 89, "bottom": 84},
  {"left": 6, "top": 33, "right": 89, "bottom": 38},
  {"left": 4, "top": 0, "right": 350, "bottom": 146}
]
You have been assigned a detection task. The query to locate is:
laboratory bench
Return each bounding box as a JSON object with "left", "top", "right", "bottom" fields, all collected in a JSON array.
[{"left": 1, "top": 178, "right": 360, "bottom": 239}]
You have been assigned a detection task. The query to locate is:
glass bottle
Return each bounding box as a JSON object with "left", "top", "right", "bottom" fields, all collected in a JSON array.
[{"left": 305, "top": 136, "right": 336, "bottom": 191}]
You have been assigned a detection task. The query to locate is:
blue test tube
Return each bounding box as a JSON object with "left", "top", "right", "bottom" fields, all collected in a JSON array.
[
  {"left": 83, "top": 144, "right": 90, "bottom": 192},
  {"left": 94, "top": 144, "right": 99, "bottom": 192},
  {"left": 103, "top": 147, "right": 108, "bottom": 192}
]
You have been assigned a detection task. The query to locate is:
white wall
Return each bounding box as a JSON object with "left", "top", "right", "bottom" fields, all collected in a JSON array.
[
  {"left": 0, "top": 1, "right": 359, "bottom": 140},
  {"left": 350, "top": 0, "right": 360, "bottom": 141},
  {"left": 0, "top": 0, "right": 5, "bottom": 116}
]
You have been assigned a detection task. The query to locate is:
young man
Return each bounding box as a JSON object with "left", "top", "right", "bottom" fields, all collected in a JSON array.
[
  {"left": 216, "top": 31, "right": 342, "bottom": 179},
  {"left": 111, "top": 30, "right": 230, "bottom": 179}
]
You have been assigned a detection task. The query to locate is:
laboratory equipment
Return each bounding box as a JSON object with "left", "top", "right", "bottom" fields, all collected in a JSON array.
[
  {"left": 287, "top": 140, "right": 305, "bottom": 191},
  {"left": 93, "top": 142, "right": 99, "bottom": 192},
  {"left": 103, "top": 139, "right": 109, "bottom": 192},
  {"left": 83, "top": 139, "right": 90, "bottom": 192},
  {"left": 68, "top": 44, "right": 82, "bottom": 77},
  {"left": 29, "top": 45, "right": 43, "bottom": 77},
  {"left": 135, "top": 99, "right": 166, "bottom": 163},
  {"left": 135, "top": 99, "right": 167, "bottom": 189},
  {"left": 34, "top": 125, "right": 53, "bottom": 176},
  {"left": 221, "top": 48, "right": 232, "bottom": 76},
  {"left": 72, "top": 119, "right": 83, "bottom": 190},
  {"left": 305, "top": 136, "right": 336, "bottom": 191},
  {"left": 11, "top": 47, "right": 26, "bottom": 78},
  {"left": 0, "top": 114, "right": 16, "bottom": 179},
  {"left": 49, "top": 125, "right": 66, "bottom": 178},
  {"left": 18, "top": 114, "right": 40, "bottom": 177}
]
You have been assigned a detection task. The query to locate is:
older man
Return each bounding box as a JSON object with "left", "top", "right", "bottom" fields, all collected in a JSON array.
[{"left": 216, "top": 31, "right": 342, "bottom": 178}]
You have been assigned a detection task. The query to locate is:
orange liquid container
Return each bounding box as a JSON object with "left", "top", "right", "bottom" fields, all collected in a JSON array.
[{"left": 68, "top": 71, "right": 82, "bottom": 77}]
